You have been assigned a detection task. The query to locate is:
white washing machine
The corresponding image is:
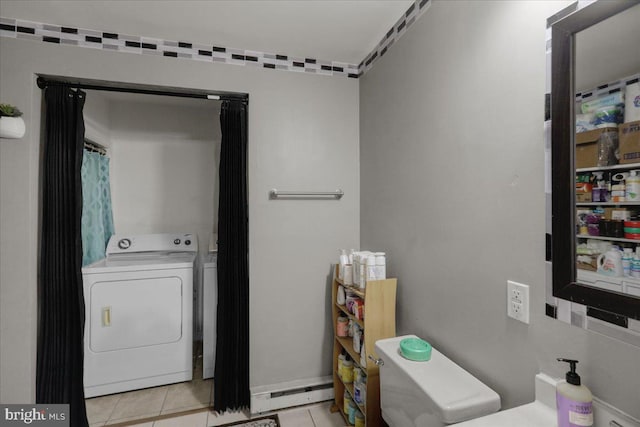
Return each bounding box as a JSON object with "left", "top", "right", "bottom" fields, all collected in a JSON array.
[
  {"left": 202, "top": 252, "right": 217, "bottom": 379},
  {"left": 82, "top": 233, "right": 197, "bottom": 397}
]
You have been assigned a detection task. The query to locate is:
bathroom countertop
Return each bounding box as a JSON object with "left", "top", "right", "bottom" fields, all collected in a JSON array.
[
  {"left": 453, "top": 372, "right": 640, "bottom": 427},
  {"left": 452, "top": 401, "right": 556, "bottom": 427}
]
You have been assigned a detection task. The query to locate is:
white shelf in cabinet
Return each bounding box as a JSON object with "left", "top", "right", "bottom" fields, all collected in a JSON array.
[
  {"left": 577, "top": 234, "right": 640, "bottom": 244},
  {"left": 577, "top": 269, "right": 640, "bottom": 296},
  {"left": 576, "top": 202, "right": 640, "bottom": 206},
  {"left": 577, "top": 162, "right": 640, "bottom": 173}
]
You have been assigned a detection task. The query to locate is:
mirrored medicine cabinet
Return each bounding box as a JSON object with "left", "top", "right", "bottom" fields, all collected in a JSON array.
[{"left": 550, "top": 0, "right": 640, "bottom": 326}]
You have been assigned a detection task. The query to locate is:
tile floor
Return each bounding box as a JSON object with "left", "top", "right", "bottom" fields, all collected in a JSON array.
[
  {"left": 86, "top": 378, "right": 213, "bottom": 425},
  {"left": 87, "top": 343, "right": 214, "bottom": 426},
  {"left": 85, "top": 341, "right": 346, "bottom": 427},
  {"left": 115, "top": 401, "right": 346, "bottom": 427}
]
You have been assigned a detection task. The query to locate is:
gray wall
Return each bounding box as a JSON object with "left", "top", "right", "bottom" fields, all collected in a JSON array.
[
  {"left": 107, "top": 99, "right": 220, "bottom": 255},
  {"left": 359, "top": 0, "right": 640, "bottom": 418},
  {"left": 0, "top": 37, "right": 359, "bottom": 402}
]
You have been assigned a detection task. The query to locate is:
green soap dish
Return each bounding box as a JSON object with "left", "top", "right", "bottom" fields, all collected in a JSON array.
[{"left": 399, "top": 337, "right": 432, "bottom": 361}]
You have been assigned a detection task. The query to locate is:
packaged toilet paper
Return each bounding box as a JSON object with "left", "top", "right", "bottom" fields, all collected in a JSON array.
[{"left": 625, "top": 82, "right": 640, "bottom": 123}]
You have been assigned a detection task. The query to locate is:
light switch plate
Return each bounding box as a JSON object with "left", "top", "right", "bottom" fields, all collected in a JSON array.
[{"left": 507, "top": 280, "right": 530, "bottom": 324}]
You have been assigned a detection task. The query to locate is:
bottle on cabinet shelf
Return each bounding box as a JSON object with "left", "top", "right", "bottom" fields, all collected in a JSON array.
[
  {"left": 375, "top": 252, "right": 386, "bottom": 280},
  {"left": 366, "top": 254, "right": 377, "bottom": 283},
  {"left": 339, "top": 249, "right": 349, "bottom": 280},
  {"left": 338, "top": 249, "right": 388, "bottom": 291},
  {"left": 626, "top": 170, "right": 640, "bottom": 202},
  {"left": 633, "top": 249, "right": 640, "bottom": 278},
  {"left": 622, "top": 248, "right": 633, "bottom": 277},
  {"left": 342, "top": 358, "right": 354, "bottom": 384},
  {"left": 337, "top": 316, "right": 348, "bottom": 337},
  {"left": 338, "top": 352, "right": 345, "bottom": 380},
  {"left": 344, "top": 391, "right": 353, "bottom": 415}
]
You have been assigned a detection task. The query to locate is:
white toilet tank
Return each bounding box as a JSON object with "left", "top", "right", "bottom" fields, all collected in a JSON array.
[{"left": 375, "top": 335, "right": 501, "bottom": 427}]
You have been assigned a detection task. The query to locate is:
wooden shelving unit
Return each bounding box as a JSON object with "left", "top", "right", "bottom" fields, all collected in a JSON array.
[{"left": 330, "top": 265, "right": 396, "bottom": 427}]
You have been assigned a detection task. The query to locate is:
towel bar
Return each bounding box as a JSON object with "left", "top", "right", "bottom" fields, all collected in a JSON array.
[{"left": 269, "top": 189, "right": 344, "bottom": 199}]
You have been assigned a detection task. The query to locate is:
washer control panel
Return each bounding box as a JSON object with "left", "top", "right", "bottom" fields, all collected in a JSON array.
[
  {"left": 117, "top": 238, "right": 132, "bottom": 250},
  {"left": 107, "top": 233, "right": 197, "bottom": 256}
]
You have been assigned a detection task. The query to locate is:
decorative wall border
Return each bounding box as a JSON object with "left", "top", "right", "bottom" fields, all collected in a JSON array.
[
  {"left": 358, "top": 0, "right": 432, "bottom": 75},
  {"left": 0, "top": 0, "right": 430, "bottom": 80},
  {"left": 0, "top": 16, "right": 360, "bottom": 78}
]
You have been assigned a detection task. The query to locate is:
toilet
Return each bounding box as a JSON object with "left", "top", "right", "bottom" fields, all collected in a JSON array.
[{"left": 375, "top": 335, "right": 501, "bottom": 426}]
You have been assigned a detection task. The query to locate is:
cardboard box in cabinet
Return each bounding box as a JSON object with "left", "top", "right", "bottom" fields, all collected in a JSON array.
[
  {"left": 619, "top": 121, "right": 640, "bottom": 164},
  {"left": 577, "top": 257, "right": 597, "bottom": 272},
  {"left": 575, "top": 127, "right": 618, "bottom": 168},
  {"left": 611, "top": 208, "right": 632, "bottom": 221},
  {"left": 576, "top": 182, "right": 592, "bottom": 202}
]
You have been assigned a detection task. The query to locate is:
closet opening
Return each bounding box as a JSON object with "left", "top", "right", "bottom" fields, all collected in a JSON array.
[{"left": 36, "top": 76, "right": 249, "bottom": 425}]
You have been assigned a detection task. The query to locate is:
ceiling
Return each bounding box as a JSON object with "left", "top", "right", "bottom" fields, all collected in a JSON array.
[
  {"left": 575, "top": 2, "right": 640, "bottom": 92},
  {"left": 0, "top": 0, "right": 414, "bottom": 65}
]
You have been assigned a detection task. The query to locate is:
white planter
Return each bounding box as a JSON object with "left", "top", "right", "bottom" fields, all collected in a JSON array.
[{"left": 0, "top": 116, "right": 26, "bottom": 139}]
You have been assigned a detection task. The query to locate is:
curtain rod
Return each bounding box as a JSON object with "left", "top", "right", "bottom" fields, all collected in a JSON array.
[
  {"left": 84, "top": 139, "right": 107, "bottom": 156},
  {"left": 36, "top": 77, "right": 248, "bottom": 103}
]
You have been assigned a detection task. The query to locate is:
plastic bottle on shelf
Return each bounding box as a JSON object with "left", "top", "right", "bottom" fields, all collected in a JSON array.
[
  {"left": 375, "top": 252, "right": 386, "bottom": 280},
  {"left": 632, "top": 254, "right": 640, "bottom": 279},
  {"left": 360, "top": 252, "right": 371, "bottom": 289},
  {"left": 339, "top": 249, "right": 348, "bottom": 280},
  {"left": 348, "top": 401, "right": 358, "bottom": 424},
  {"left": 623, "top": 248, "right": 633, "bottom": 277},
  {"left": 342, "top": 358, "right": 354, "bottom": 383},
  {"left": 344, "top": 391, "right": 353, "bottom": 415},
  {"left": 353, "top": 327, "right": 362, "bottom": 353},
  {"left": 353, "top": 368, "right": 366, "bottom": 405},
  {"left": 591, "top": 172, "right": 608, "bottom": 202},
  {"left": 353, "top": 252, "right": 362, "bottom": 287},
  {"left": 611, "top": 172, "right": 628, "bottom": 202},
  {"left": 337, "top": 316, "right": 348, "bottom": 337},
  {"left": 338, "top": 352, "right": 346, "bottom": 380},
  {"left": 626, "top": 170, "right": 640, "bottom": 202},
  {"left": 366, "top": 254, "right": 377, "bottom": 283}
]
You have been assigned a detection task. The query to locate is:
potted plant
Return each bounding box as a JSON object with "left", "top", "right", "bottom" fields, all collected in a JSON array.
[{"left": 0, "top": 103, "right": 26, "bottom": 139}]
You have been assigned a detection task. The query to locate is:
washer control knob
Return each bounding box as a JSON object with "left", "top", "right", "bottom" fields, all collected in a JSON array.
[
  {"left": 174, "top": 239, "right": 181, "bottom": 245},
  {"left": 185, "top": 239, "right": 191, "bottom": 246},
  {"left": 118, "top": 238, "right": 131, "bottom": 250}
]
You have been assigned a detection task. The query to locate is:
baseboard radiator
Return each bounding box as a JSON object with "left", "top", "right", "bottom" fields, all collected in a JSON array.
[{"left": 250, "top": 376, "right": 334, "bottom": 414}]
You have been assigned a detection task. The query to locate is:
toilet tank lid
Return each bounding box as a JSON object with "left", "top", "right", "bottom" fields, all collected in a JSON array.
[{"left": 375, "top": 335, "right": 501, "bottom": 424}]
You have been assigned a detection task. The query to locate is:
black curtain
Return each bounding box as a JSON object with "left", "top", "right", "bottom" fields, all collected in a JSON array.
[
  {"left": 37, "top": 84, "right": 89, "bottom": 427},
  {"left": 214, "top": 100, "right": 249, "bottom": 411}
]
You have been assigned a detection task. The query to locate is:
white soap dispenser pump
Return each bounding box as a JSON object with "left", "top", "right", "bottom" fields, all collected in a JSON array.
[{"left": 556, "top": 358, "right": 593, "bottom": 427}]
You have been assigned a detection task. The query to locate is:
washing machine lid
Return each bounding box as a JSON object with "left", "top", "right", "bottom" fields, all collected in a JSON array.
[{"left": 83, "top": 252, "right": 196, "bottom": 274}]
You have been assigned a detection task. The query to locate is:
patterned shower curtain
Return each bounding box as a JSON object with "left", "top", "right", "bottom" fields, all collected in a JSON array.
[{"left": 81, "top": 149, "right": 115, "bottom": 265}]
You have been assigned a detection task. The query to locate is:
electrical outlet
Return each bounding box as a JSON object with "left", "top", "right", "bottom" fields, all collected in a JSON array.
[
  {"left": 507, "top": 280, "right": 530, "bottom": 324},
  {"left": 511, "top": 287, "right": 523, "bottom": 304},
  {"left": 510, "top": 301, "right": 522, "bottom": 315}
]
